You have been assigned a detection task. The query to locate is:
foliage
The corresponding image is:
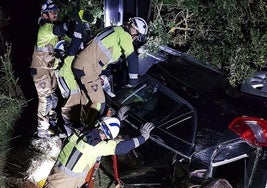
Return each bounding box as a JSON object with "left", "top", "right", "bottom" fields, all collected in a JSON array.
[
  {"left": 0, "top": 46, "right": 26, "bottom": 187},
  {"left": 145, "top": 1, "right": 171, "bottom": 54},
  {"left": 0, "top": 94, "right": 25, "bottom": 176},
  {"left": 148, "top": 0, "right": 267, "bottom": 86},
  {"left": 0, "top": 6, "right": 26, "bottom": 186},
  {"left": 56, "top": 0, "right": 104, "bottom": 37},
  {"left": 0, "top": 43, "right": 25, "bottom": 99},
  {"left": 186, "top": 0, "right": 267, "bottom": 86}
]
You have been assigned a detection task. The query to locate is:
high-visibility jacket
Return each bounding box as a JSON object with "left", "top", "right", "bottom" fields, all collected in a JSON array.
[
  {"left": 96, "top": 26, "right": 134, "bottom": 63},
  {"left": 57, "top": 131, "right": 119, "bottom": 174},
  {"left": 37, "top": 23, "right": 59, "bottom": 52},
  {"left": 57, "top": 56, "right": 80, "bottom": 98},
  {"left": 94, "top": 26, "right": 139, "bottom": 85}
]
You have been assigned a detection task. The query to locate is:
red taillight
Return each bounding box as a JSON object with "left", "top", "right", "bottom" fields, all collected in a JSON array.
[{"left": 228, "top": 116, "right": 267, "bottom": 146}]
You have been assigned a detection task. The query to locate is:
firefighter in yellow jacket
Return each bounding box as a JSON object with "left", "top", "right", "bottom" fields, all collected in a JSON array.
[
  {"left": 54, "top": 10, "right": 93, "bottom": 136},
  {"left": 44, "top": 106, "right": 155, "bottom": 188},
  {"left": 72, "top": 17, "right": 148, "bottom": 123},
  {"left": 31, "top": 1, "right": 93, "bottom": 137},
  {"left": 30, "top": 0, "right": 70, "bottom": 138}
]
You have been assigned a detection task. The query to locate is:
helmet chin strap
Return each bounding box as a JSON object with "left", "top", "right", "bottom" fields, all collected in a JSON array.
[
  {"left": 99, "top": 132, "right": 107, "bottom": 140},
  {"left": 96, "top": 121, "right": 106, "bottom": 139}
]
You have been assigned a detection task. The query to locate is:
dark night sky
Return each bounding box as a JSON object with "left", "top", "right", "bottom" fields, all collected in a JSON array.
[
  {"left": 0, "top": 0, "right": 41, "bottom": 140},
  {"left": 1, "top": 0, "right": 40, "bottom": 100}
]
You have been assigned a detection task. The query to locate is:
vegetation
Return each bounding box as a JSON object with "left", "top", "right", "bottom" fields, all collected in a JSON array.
[
  {"left": 0, "top": 0, "right": 266, "bottom": 186},
  {"left": 0, "top": 7, "right": 10, "bottom": 56},
  {"left": 0, "top": 47, "right": 26, "bottom": 186},
  {"left": 0, "top": 7, "right": 26, "bottom": 187},
  {"left": 148, "top": 0, "right": 267, "bottom": 86}
]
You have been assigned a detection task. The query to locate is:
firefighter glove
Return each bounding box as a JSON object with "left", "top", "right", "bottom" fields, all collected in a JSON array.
[
  {"left": 140, "top": 122, "right": 155, "bottom": 141},
  {"left": 117, "top": 106, "right": 130, "bottom": 121}
]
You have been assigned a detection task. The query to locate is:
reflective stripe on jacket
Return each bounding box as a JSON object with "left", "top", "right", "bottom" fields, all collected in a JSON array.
[
  {"left": 95, "top": 26, "right": 135, "bottom": 63},
  {"left": 56, "top": 56, "right": 80, "bottom": 98},
  {"left": 57, "top": 133, "right": 119, "bottom": 174}
]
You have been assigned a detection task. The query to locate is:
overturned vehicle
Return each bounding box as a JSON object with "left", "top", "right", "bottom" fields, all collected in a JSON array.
[
  {"left": 96, "top": 0, "right": 267, "bottom": 187},
  {"left": 25, "top": 1, "right": 267, "bottom": 187},
  {"left": 97, "top": 43, "right": 267, "bottom": 188}
]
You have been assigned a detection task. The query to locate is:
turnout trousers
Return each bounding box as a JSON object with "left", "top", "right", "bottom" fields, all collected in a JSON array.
[
  {"left": 72, "top": 40, "right": 110, "bottom": 123},
  {"left": 56, "top": 56, "right": 89, "bottom": 135},
  {"left": 31, "top": 51, "right": 58, "bottom": 133}
]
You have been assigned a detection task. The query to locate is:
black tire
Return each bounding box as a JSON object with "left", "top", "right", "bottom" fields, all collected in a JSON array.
[{"left": 240, "top": 71, "right": 267, "bottom": 98}]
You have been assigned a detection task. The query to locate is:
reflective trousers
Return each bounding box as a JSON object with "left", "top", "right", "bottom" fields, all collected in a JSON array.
[{"left": 31, "top": 51, "right": 59, "bottom": 131}]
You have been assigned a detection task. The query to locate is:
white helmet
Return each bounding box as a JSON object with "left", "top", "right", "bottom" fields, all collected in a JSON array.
[
  {"left": 99, "top": 117, "right": 121, "bottom": 139},
  {"left": 41, "top": 0, "right": 58, "bottom": 13},
  {"left": 54, "top": 40, "right": 65, "bottom": 52},
  {"left": 129, "top": 17, "right": 148, "bottom": 35}
]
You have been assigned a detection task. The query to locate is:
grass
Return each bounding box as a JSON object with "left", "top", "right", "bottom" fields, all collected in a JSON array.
[{"left": 0, "top": 43, "right": 26, "bottom": 187}]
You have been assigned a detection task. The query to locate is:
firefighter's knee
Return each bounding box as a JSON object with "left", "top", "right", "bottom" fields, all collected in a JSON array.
[
  {"left": 50, "top": 93, "right": 58, "bottom": 109},
  {"left": 39, "top": 93, "right": 58, "bottom": 116}
]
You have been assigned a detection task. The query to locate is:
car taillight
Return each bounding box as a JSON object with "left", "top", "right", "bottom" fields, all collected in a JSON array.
[{"left": 228, "top": 116, "right": 267, "bottom": 146}]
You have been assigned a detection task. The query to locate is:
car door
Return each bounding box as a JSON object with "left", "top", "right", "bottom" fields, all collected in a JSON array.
[{"left": 107, "top": 75, "right": 197, "bottom": 159}]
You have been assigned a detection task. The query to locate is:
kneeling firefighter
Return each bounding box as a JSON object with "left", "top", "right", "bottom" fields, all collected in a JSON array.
[{"left": 43, "top": 106, "right": 155, "bottom": 188}]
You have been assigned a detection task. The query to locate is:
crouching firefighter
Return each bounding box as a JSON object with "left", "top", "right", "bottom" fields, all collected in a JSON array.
[
  {"left": 43, "top": 106, "right": 155, "bottom": 188},
  {"left": 72, "top": 17, "right": 148, "bottom": 124}
]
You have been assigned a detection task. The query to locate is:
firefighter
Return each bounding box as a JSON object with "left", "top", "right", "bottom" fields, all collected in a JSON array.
[
  {"left": 72, "top": 17, "right": 148, "bottom": 123},
  {"left": 30, "top": 0, "right": 94, "bottom": 137},
  {"left": 43, "top": 106, "right": 155, "bottom": 188},
  {"left": 30, "top": 0, "right": 69, "bottom": 138},
  {"left": 54, "top": 10, "right": 94, "bottom": 136}
]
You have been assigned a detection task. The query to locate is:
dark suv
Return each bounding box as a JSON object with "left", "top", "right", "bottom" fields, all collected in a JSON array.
[
  {"left": 104, "top": 47, "right": 267, "bottom": 187},
  {"left": 103, "top": 1, "right": 267, "bottom": 187}
]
